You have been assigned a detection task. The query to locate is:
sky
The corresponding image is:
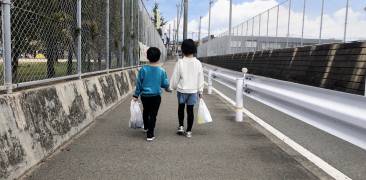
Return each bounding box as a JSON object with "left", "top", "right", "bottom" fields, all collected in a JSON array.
[{"left": 143, "top": 0, "right": 366, "bottom": 41}]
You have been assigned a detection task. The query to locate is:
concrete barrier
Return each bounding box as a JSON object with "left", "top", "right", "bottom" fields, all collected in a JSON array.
[{"left": 0, "top": 68, "right": 138, "bottom": 179}]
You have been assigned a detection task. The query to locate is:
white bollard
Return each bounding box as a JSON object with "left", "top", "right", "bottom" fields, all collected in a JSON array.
[
  {"left": 235, "top": 77, "right": 244, "bottom": 122},
  {"left": 208, "top": 70, "right": 213, "bottom": 94}
]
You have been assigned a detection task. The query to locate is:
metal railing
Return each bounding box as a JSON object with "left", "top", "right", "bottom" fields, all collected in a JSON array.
[
  {"left": 204, "top": 64, "right": 366, "bottom": 151},
  {"left": 198, "top": 0, "right": 365, "bottom": 57},
  {"left": 0, "top": 0, "right": 166, "bottom": 93}
]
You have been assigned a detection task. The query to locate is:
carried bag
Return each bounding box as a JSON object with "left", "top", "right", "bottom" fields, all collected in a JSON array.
[
  {"left": 197, "top": 99, "right": 213, "bottom": 124},
  {"left": 129, "top": 100, "right": 144, "bottom": 129}
]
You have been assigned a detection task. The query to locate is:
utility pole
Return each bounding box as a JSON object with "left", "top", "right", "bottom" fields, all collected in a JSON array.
[
  {"left": 176, "top": 3, "right": 180, "bottom": 53},
  {"left": 228, "top": 0, "right": 232, "bottom": 54},
  {"left": 208, "top": 0, "right": 213, "bottom": 41},
  {"left": 198, "top": 16, "right": 202, "bottom": 44},
  {"left": 183, "top": 0, "right": 188, "bottom": 40}
]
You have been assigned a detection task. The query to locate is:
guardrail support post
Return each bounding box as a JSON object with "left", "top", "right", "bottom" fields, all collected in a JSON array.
[
  {"left": 208, "top": 70, "right": 213, "bottom": 94},
  {"left": 235, "top": 68, "right": 248, "bottom": 122},
  {"left": 235, "top": 77, "right": 244, "bottom": 122},
  {"left": 2, "top": 0, "right": 12, "bottom": 93}
]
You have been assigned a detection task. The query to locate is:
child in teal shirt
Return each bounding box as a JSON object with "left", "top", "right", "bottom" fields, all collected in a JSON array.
[{"left": 133, "top": 47, "right": 169, "bottom": 141}]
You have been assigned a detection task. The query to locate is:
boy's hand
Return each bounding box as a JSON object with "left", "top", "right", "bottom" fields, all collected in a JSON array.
[
  {"left": 165, "top": 88, "right": 173, "bottom": 93},
  {"left": 132, "top": 96, "right": 138, "bottom": 101},
  {"left": 199, "top": 93, "right": 203, "bottom": 99}
]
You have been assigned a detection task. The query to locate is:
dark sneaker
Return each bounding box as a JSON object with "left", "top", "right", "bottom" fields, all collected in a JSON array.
[
  {"left": 177, "top": 126, "right": 184, "bottom": 135},
  {"left": 185, "top": 131, "right": 192, "bottom": 138}
]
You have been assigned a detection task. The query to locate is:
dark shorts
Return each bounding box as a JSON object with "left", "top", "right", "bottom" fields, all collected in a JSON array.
[{"left": 177, "top": 92, "right": 198, "bottom": 106}]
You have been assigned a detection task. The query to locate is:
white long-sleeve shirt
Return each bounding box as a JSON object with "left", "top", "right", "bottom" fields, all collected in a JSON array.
[{"left": 170, "top": 57, "right": 204, "bottom": 94}]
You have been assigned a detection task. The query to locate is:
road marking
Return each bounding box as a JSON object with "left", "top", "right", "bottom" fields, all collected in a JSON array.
[{"left": 208, "top": 84, "right": 352, "bottom": 180}]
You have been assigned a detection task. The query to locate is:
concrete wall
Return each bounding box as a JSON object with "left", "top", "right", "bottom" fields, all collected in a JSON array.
[
  {"left": 200, "top": 42, "right": 366, "bottom": 95},
  {"left": 0, "top": 68, "right": 138, "bottom": 180}
]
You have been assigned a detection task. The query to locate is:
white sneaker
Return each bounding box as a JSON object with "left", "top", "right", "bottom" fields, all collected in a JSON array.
[
  {"left": 146, "top": 137, "right": 155, "bottom": 141},
  {"left": 185, "top": 131, "right": 192, "bottom": 138},
  {"left": 177, "top": 126, "right": 184, "bottom": 135}
]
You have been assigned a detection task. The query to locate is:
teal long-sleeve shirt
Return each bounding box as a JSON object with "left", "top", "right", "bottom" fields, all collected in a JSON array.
[{"left": 133, "top": 65, "right": 169, "bottom": 98}]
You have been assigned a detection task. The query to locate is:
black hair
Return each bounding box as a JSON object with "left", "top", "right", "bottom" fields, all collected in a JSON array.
[
  {"left": 147, "top": 47, "right": 161, "bottom": 62},
  {"left": 181, "top": 39, "right": 197, "bottom": 56}
]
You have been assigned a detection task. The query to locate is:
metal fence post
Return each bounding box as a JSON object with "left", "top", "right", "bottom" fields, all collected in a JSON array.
[
  {"left": 344, "top": 0, "right": 349, "bottom": 42},
  {"left": 266, "top": 10, "right": 269, "bottom": 50},
  {"left": 258, "top": 14, "right": 261, "bottom": 51},
  {"left": 245, "top": 21, "right": 248, "bottom": 52},
  {"left": 301, "top": 0, "right": 306, "bottom": 46},
  {"left": 208, "top": 70, "right": 213, "bottom": 94},
  {"left": 251, "top": 17, "right": 254, "bottom": 52},
  {"left": 319, "top": 0, "right": 324, "bottom": 44},
  {"left": 77, "top": 0, "right": 82, "bottom": 78},
  {"left": 241, "top": 23, "right": 244, "bottom": 53},
  {"left": 275, "top": 5, "right": 279, "bottom": 49},
  {"left": 106, "top": 0, "right": 110, "bottom": 71},
  {"left": 286, "top": 0, "right": 292, "bottom": 48},
  {"left": 2, "top": 0, "right": 12, "bottom": 93},
  {"left": 121, "top": 0, "right": 125, "bottom": 68}
]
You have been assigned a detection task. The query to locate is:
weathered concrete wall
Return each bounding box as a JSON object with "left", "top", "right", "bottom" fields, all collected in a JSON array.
[
  {"left": 0, "top": 68, "right": 138, "bottom": 180},
  {"left": 201, "top": 42, "right": 366, "bottom": 95}
]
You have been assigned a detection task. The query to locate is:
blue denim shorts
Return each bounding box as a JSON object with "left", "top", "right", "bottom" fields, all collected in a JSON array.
[{"left": 177, "top": 92, "right": 198, "bottom": 106}]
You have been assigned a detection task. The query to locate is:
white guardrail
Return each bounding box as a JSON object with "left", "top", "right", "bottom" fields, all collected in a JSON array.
[{"left": 203, "top": 64, "right": 366, "bottom": 151}]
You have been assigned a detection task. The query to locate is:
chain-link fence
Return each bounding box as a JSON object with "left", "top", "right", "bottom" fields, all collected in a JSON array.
[
  {"left": 138, "top": 0, "right": 167, "bottom": 63},
  {"left": 198, "top": 0, "right": 366, "bottom": 57},
  {"left": 0, "top": 0, "right": 166, "bottom": 93},
  {"left": 10, "top": 0, "right": 78, "bottom": 83}
]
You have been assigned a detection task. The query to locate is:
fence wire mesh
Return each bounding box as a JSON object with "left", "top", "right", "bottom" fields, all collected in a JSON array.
[
  {"left": 81, "top": 0, "right": 107, "bottom": 73},
  {"left": 109, "top": 0, "right": 123, "bottom": 69},
  {"left": 138, "top": 0, "right": 167, "bottom": 63},
  {"left": 198, "top": 0, "right": 365, "bottom": 58},
  {"left": 0, "top": 0, "right": 166, "bottom": 92},
  {"left": 11, "top": 0, "right": 78, "bottom": 83}
]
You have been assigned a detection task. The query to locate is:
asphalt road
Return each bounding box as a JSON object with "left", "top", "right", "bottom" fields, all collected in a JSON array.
[{"left": 22, "top": 61, "right": 318, "bottom": 180}]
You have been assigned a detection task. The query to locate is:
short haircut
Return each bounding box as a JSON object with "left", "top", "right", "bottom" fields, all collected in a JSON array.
[
  {"left": 147, "top": 47, "right": 161, "bottom": 62},
  {"left": 181, "top": 39, "right": 197, "bottom": 56}
]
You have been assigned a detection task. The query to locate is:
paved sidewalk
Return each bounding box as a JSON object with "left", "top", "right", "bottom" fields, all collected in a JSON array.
[{"left": 24, "top": 61, "right": 318, "bottom": 180}]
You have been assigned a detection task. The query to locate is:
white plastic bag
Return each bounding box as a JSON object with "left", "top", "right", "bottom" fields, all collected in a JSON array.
[
  {"left": 129, "top": 100, "right": 144, "bottom": 129},
  {"left": 197, "top": 99, "right": 213, "bottom": 124}
]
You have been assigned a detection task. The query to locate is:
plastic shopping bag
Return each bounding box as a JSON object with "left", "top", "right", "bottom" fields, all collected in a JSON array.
[
  {"left": 197, "top": 99, "right": 213, "bottom": 124},
  {"left": 129, "top": 100, "right": 144, "bottom": 129}
]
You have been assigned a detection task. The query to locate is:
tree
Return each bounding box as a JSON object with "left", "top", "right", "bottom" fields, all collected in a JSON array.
[{"left": 151, "top": 2, "right": 167, "bottom": 36}]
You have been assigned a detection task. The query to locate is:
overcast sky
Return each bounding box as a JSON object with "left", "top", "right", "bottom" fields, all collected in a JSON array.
[{"left": 144, "top": 0, "right": 366, "bottom": 41}]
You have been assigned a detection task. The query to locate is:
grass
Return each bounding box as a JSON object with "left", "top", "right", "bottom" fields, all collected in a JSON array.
[
  {"left": 0, "top": 59, "right": 132, "bottom": 87},
  {"left": 0, "top": 62, "right": 77, "bottom": 85}
]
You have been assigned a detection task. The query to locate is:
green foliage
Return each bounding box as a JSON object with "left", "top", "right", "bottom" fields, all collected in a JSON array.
[{"left": 151, "top": 2, "right": 167, "bottom": 36}]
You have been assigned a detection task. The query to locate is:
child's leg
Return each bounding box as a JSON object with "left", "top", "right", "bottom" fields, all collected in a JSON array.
[
  {"left": 141, "top": 97, "right": 151, "bottom": 131},
  {"left": 149, "top": 96, "right": 161, "bottom": 137},
  {"left": 186, "top": 93, "right": 198, "bottom": 132},
  {"left": 186, "top": 105, "right": 194, "bottom": 132},
  {"left": 178, "top": 104, "right": 185, "bottom": 127}
]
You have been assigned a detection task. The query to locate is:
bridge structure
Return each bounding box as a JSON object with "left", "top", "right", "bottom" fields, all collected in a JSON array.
[{"left": 0, "top": 0, "right": 366, "bottom": 180}]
